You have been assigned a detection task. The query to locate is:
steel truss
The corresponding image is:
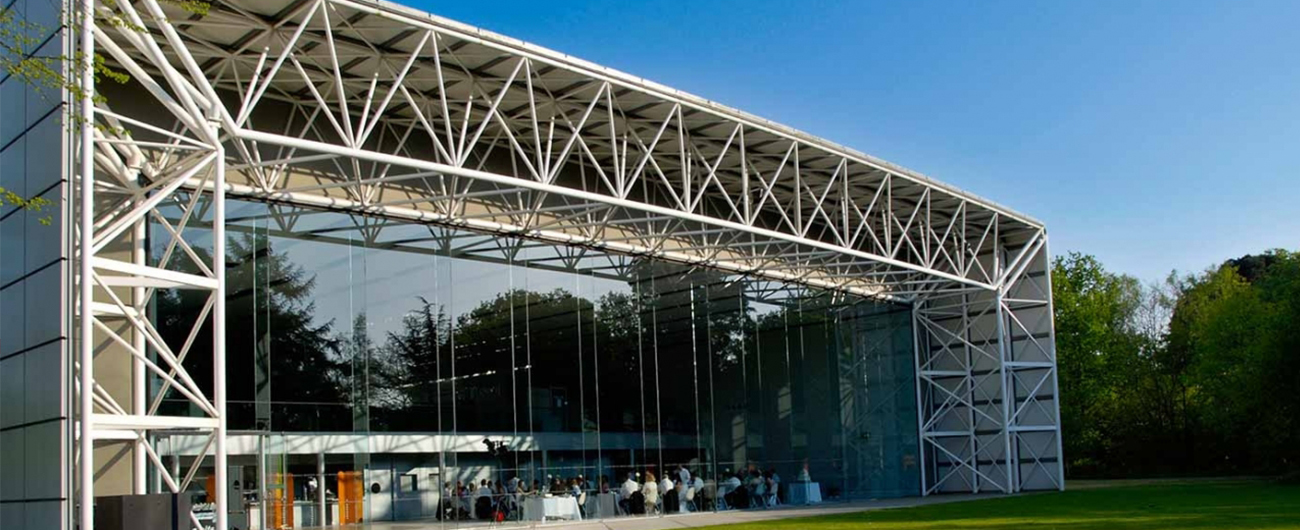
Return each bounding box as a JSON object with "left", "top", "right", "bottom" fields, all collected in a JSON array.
[
  {"left": 912, "top": 235, "right": 1062, "bottom": 494},
  {"left": 77, "top": 1, "right": 227, "bottom": 529},
  {"left": 73, "top": 1, "right": 1061, "bottom": 527}
]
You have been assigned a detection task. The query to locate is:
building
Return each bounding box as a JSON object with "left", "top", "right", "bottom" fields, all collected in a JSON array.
[{"left": 0, "top": 0, "right": 1062, "bottom": 528}]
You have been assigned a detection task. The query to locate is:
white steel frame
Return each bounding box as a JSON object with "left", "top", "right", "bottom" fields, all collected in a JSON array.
[
  {"left": 72, "top": 1, "right": 1062, "bottom": 528},
  {"left": 76, "top": 1, "right": 227, "bottom": 529}
]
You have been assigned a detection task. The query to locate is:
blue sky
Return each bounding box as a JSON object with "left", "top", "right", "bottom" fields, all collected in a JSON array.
[{"left": 408, "top": 0, "right": 1300, "bottom": 281}]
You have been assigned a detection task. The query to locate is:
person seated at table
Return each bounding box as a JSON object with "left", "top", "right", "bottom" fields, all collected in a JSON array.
[
  {"left": 599, "top": 475, "right": 611, "bottom": 495},
  {"left": 763, "top": 469, "right": 780, "bottom": 507},
  {"left": 506, "top": 476, "right": 520, "bottom": 502},
  {"left": 439, "top": 482, "right": 456, "bottom": 520},
  {"left": 689, "top": 474, "right": 705, "bottom": 511},
  {"left": 797, "top": 460, "right": 812, "bottom": 483},
  {"left": 474, "top": 493, "right": 494, "bottom": 520},
  {"left": 718, "top": 472, "right": 742, "bottom": 509},
  {"left": 569, "top": 478, "right": 587, "bottom": 517},
  {"left": 531, "top": 479, "right": 542, "bottom": 496},
  {"left": 659, "top": 473, "right": 677, "bottom": 513},
  {"left": 454, "top": 481, "right": 471, "bottom": 518},
  {"left": 700, "top": 477, "right": 717, "bottom": 511},
  {"left": 746, "top": 470, "right": 765, "bottom": 508},
  {"left": 628, "top": 489, "right": 646, "bottom": 515},
  {"left": 622, "top": 474, "right": 640, "bottom": 495},
  {"left": 618, "top": 473, "right": 639, "bottom": 514},
  {"left": 642, "top": 472, "right": 660, "bottom": 515},
  {"left": 680, "top": 476, "right": 698, "bottom": 513},
  {"left": 472, "top": 480, "right": 492, "bottom": 516}
]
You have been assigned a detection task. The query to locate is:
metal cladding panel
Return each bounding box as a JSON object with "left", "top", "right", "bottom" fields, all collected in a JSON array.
[
  {"left": 0, "top": 79, "right": 25, "bottom": 149},
  {"left": 0, "top": 5, "right": 72, "bottom": 529},
  {"left": 915, "top": 236, "right": 1061, "bottom": 495}
]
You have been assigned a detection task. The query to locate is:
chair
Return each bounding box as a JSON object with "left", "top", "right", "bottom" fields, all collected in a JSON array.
[
  {"left": 683, "top": 487, "right": 697, "bottom": 513},
  {"left": 578, "top": 491, "right": 588, "bottom": 518},
  {"left": 474, "top": 496, "right": 494, "bottom": 520},
  {"left": 750, "top": 482, "right": 766, "bottom": 509},
  {"left": 628, "top": 491, "right": 646, "bottom": 515},
  {"left": 437, "top": 498, "right": 455, "bottom": 521}
]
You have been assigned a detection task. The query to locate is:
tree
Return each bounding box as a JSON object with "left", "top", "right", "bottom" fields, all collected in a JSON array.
[
  {"left": 368, "top": 298, "right": 451, "bottom": 431},
  {"left": 1166, "top": 250, "right": 1300, "bottom": 473},
  {"left": 342, "top": 312, "right": 375, "bottom": 432},
  {"left": 370, "top": 287, "right": 600, "bottom": 433},
  {"left": 1050, "top": 252, "right": 1145, "bottom": 476},
  {"left": 1053, "top": 248, "right": 1300, "bottom": 478},
  {"left": 373, "top": 299, "right": 450, "bottom": 408},
  {"left": 156, "top": 233, "right": 349, "bottom": 431}
]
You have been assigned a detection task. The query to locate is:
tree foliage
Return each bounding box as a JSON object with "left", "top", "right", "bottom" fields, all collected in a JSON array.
[
  {"left": 1, "top": 2, "right": 210, "bottom": 221},
  {"left": 156, "top": 234, "right": 350, "bottom": 431},
  {"left": 1051, "top": 252, "right": 1145, "bottom": 475},
  {"left": 1055, "top": 249, "right": 1300, "bottom": 477}
]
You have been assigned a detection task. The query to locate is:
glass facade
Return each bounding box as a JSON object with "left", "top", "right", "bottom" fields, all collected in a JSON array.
[{"left": 154, "top": 198, "right": 921, "bottom": 526}]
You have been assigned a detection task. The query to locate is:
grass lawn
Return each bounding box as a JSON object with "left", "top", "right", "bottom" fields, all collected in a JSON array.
[{"left": 700, "top": 480, "right": 1300, "bottom": 529}]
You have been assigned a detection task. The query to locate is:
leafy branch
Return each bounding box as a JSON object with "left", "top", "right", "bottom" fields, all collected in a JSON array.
[
  {"left": 0, "top": 186, "right": 53, "bottom": 225},
  {"left": 0, "top": 1, "right": 209, "bottom": 224}
]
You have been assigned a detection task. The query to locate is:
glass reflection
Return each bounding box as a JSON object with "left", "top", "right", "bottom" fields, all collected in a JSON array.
[{"left": 152, "top": 199, "right": 922, "bottom": 527}]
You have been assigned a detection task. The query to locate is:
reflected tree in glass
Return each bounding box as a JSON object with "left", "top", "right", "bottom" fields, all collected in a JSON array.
[
  {"left": 155, "top": 233, "right": 350, "bottom": 431},
  {"left": 369, "top": 298, "right": 450, "bottom": 431}
]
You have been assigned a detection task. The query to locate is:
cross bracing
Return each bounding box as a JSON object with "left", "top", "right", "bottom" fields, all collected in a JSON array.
[
  {"left": 95, "top": 0, "right": 1050, "bottom": 300},
  {"left": 71, "top": 1, "right": 1063, "bottom": 528}
]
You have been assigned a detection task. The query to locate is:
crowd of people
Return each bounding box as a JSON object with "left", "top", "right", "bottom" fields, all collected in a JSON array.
[
  {"left": 438, "top": 463, "right": 798, "bottom": 521},
  {"left": 715, "top": 467, "right": 783, "bottom": 510},
  {"left": 612, "top": 464, "right": 791, "bottom": 514},
  {"left": 439, "top": 475, "right": 578, "bottom": 521}
]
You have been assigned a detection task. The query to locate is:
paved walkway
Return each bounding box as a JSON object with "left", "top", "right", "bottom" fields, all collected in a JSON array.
[{"left": 346, "top": 493, "right": 998, "bottom": 530}]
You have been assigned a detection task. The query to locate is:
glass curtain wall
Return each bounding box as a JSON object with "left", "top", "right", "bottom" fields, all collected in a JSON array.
[{"left": 152, "top": 198, "right": 921, "bottom": 527}]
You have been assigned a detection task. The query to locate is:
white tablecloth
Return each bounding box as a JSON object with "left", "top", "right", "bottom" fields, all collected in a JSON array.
[
  {"left": 522, "top": 496, "right": 583, "bottom": 521},
  {"left": 787, "top": 482, "right": 822, "bottom": 505}
]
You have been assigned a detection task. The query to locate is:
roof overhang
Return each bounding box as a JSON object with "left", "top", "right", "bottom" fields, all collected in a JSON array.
[{"left": 91, "top": 0, "right": 1047, "bottom": 302}]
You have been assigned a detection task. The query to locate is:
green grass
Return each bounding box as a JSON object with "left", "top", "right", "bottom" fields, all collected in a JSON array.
[{"left": 700, "top": 480, "right": 1300, "bottom": 529}]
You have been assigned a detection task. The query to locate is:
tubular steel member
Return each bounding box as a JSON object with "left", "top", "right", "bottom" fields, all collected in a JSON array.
[
  {"left": 76, "top": 1, "right": 230, "bottom": 529},
  {"left": 70, "top": 3, "right": 1063, "bottom": 527}
]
